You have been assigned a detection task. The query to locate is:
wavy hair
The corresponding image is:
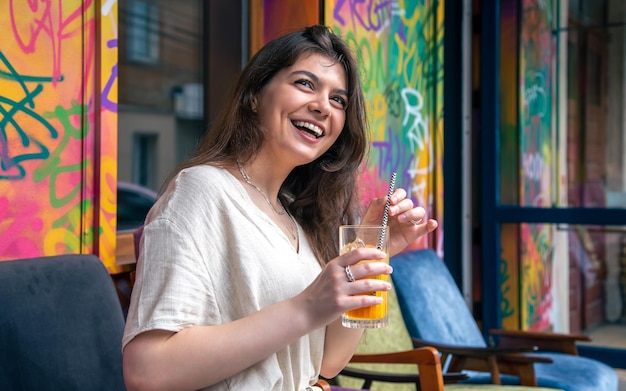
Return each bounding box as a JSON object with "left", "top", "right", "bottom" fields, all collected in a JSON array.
[{"left": 165, "top": 25, "right": 369, "bottom": 264}]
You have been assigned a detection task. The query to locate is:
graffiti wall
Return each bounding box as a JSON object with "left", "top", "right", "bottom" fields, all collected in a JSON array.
[
  {"left": 0, "top": 0, "right": 118, "bottom": 270},
  {"left": 325, "top": 0, "right": 444, "bottom": 252},
  {"left": 519, "top": 0, "right": 555, "bottom": 330}
]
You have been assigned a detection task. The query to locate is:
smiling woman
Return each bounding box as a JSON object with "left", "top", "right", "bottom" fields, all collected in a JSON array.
[{"left": 121, "top": 25, "right": 437, "bottom": 391}]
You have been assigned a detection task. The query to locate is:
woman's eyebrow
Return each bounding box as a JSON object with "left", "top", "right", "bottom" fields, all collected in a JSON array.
[{"left": 291, "top": 70, "right": 348, "bottom": 97}]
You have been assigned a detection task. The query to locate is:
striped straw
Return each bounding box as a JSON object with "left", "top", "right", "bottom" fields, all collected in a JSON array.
[{"left": 377, "top": 172, "right": 397, "bottom": 250}]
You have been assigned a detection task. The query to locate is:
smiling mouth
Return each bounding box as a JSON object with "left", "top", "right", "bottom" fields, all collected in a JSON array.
[{"left": 293, "top": 120, "right": 324, "bottom": 138}]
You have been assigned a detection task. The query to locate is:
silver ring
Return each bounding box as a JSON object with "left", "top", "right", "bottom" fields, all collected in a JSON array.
[
  {"left": 344, "top": 265, "right": 355, "bottom": 282},
  {"left": 409, "top": 219, "right": 420, "bottom": 225}
]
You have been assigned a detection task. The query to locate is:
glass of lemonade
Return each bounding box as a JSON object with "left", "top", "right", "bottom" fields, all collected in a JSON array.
[{"left": 339, "top": 225, "right": 390, "bottom": 328}]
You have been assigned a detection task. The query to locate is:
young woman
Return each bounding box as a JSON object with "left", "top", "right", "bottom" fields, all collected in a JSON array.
[{"left": 122, "top": 25, "right": 437, "bottom": 391}]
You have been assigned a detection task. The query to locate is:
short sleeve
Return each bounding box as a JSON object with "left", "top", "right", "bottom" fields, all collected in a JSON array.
[{"left": 122, "top": 217, "right": 219, "bottom": 348}]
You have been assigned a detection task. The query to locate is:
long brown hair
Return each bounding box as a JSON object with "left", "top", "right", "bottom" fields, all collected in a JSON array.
[{"left": 164, "top": 25, "right": 369, "bottom": 264}]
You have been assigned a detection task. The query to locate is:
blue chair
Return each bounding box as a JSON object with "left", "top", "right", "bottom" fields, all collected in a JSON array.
[
  {"left": 0, "top": 254, "right": 126, "bottom": 390},
  {"left": 390, "top": 249, "right": 618, "bottom": 391}
]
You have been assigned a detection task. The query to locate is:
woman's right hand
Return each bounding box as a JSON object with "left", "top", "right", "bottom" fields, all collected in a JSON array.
[{"left": 295, "top": 247, "right": 392, "bottom": 329}]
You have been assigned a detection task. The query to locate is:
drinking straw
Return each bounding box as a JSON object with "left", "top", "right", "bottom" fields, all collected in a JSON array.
[{"left": 377, "top": 172, "right": 397, "bottom": 250}]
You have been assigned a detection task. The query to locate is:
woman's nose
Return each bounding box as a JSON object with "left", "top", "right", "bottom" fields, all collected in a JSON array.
[{"left": 308, "top": 95, "right": 331, "bottom": 117}]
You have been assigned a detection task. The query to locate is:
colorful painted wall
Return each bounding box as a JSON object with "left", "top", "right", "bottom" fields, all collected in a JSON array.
[
  {"left": 518, "top": 0, "right": 555, "bottom": 330},
  {"left": 496, "top": 0, "right": 561, "bottom": 331},
  {"left": 325, "top": 0, "right": 444, "bottom": 252},
  {"left": 0, "top": 0, "right": 118, "bottom": 271}
]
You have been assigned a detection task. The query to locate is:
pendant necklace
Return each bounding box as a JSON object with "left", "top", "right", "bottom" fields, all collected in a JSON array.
[{"left": 237, "top": 162, "right": 298, "bottom": 244}]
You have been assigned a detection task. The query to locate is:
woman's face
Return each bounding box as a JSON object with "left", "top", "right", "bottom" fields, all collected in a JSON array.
[{"left": 254, "top": 52, "right": 348, "bottom": 166}]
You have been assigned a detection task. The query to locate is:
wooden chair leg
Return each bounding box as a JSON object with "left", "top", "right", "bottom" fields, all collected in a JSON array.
[{"left": 487, "top": 355, "right": 502, "bottom": 385}]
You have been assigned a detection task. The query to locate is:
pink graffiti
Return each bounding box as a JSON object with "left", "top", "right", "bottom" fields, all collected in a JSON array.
[
  {"left": 358, "top": 164, "right": 384, "bottom": 206},
  {"left": 9, "top": 0, "right": 94, "bottom": 86},
  {"left": 0, "top": 195, "right": 44, "bottom": 259}
]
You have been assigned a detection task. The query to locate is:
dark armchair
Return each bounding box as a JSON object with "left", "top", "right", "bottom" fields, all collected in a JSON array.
[{"left": 0, "top": 254, "right": 126, "bottom": 390}]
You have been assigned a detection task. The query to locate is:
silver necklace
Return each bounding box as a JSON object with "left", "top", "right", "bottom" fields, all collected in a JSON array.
[
  {"left": 237, "top": 162, "right": 286, "bottom": 215},
  {"left": 280, "top": 213, "right": 299, "bottom": 243},
  {"left": 237, "top": 162, "right": 299, "bottom": 245}
]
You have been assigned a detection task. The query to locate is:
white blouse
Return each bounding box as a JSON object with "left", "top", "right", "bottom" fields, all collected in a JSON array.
[{"left": 123, "top": 165, "right": 325, "bottom": 390}]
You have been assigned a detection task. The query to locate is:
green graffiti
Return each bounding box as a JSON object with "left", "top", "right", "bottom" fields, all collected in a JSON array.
[{"left": 500, "top": 257, "right": 515, "bottom": 318}]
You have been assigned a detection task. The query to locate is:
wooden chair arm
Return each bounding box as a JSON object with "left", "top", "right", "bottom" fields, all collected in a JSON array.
[
  {"left": 411, "top": 337, "right": 552, "bottom": 387},
  {"left": 411, "top": 337, "right": 538, "bottom": 358},
  {"left": 496, "top": 353, "right": 553, "bottom": 364},
  {"left": 488, "top": 329, "right": 591, "bottom": 355},
  {"left": 314, "top": 379, "right": 332, "bottom": 390},
  {"left": 344, "top": 347, "right": 448, "bottom": 390},
  {"left": 350, "top": 346, "right": 441, "bottom": 365}
]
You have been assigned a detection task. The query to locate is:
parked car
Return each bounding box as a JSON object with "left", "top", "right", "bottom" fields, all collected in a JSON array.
[{"left": 116, "top": 182, "right": 158, "bottom": 232}]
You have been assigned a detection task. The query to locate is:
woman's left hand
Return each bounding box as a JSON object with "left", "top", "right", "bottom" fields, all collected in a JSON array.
[{"left": 361, "top": 188, "right": 438, "bottom": 257}]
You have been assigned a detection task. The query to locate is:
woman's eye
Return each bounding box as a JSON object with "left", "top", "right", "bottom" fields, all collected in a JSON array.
[
  {"left": 331, "top": 96, "right": 347, "bottom": 107},
  {"left": 295, "top": 79, "right": 313, "bottom": 88}
]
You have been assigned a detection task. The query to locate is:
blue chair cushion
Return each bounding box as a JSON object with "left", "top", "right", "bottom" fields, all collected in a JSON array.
[
  {"left": 460, "top": 352, "right": 618, "bottom": 391},
  {"left": 532, "top": 352, "right": 618, "bottom": 391}
]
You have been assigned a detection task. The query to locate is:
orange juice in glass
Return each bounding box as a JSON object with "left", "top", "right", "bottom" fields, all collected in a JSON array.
[{"left": 340, "top": 225, "right": 389, "bottom": 328}]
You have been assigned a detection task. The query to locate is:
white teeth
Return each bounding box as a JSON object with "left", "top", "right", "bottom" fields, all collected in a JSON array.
[{"left": 293, "top": 121, "right": 323, "bottom": 137}]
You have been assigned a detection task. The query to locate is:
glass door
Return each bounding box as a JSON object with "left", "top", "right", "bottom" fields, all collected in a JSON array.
[{"left": 478, "top": 0, "right": 626, "bottom": 369}]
